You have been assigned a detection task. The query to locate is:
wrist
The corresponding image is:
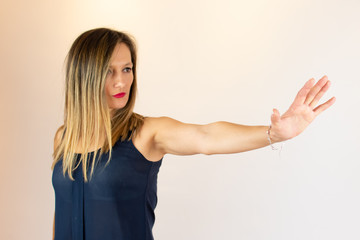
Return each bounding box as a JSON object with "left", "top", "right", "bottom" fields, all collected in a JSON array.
[
  {"left": 267, "top": 125, "right": 283, "bottom": 143},
  {"left": 266, "top": 125, "right": 283, "bottom": 150}
]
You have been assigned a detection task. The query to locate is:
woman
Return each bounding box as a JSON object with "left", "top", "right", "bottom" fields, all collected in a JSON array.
[{"left": 52, "top": 28, "right": 335, "bottom": 240}]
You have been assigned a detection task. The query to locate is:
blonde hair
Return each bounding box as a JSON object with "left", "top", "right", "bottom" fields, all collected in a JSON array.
[{"left": 51, "top": 28, "right": 145, "bottom": 182}]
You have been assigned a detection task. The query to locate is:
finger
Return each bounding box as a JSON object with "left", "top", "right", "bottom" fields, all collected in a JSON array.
[
  {"left": 309, "top": 80, "right": 331, "bottom": 109},
  {"left": 313, "top": 97, "right": 336, "bottom": 116},
  {"left": 271, "top": 108, "right": 281, "bottom": 124},
  {"left": 304, "top": 75, "right": 329, "bottom": 106},
  {"left": 290, "top": 78, "right": 315, "bottom": 108}
]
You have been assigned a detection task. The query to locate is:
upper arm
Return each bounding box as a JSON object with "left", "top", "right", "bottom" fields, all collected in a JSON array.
[{"left": 150, "top": 116, "right": 208, "bottom": 156}]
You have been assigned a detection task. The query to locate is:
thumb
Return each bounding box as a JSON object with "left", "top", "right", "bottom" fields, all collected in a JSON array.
[{"left": 271, "top": 108, "right": 281, "bottom": 124}]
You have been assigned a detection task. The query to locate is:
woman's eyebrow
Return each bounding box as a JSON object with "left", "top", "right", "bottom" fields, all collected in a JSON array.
[{"left": 109, "top": 62, "right": 133, "bottom": 67}]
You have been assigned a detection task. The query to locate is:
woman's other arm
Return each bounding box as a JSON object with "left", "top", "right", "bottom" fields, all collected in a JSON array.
[
  {"left": 53, "top": 212, "right": 55, "bottom": 240},
  {"left": 52, "top": 127, "right": 63, "bottom": 240}
]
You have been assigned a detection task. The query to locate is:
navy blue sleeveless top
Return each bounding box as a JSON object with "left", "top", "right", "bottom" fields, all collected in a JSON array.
[{"left": 52, "top": 134, "right": 163, "bottom": 240}]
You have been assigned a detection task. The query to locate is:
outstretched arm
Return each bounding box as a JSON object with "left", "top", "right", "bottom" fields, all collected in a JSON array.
[{"left": 151, "top": 75, "right": 335, "bottom": 156}]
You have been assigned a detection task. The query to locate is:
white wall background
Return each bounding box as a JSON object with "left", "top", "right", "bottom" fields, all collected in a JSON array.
[{"left": 1, "top": 0, "right": 359, "bottom": 239}]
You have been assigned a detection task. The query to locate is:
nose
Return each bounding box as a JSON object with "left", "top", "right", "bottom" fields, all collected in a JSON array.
[{"left": 113, "top": 72, "right": 126, "bottom": 88}]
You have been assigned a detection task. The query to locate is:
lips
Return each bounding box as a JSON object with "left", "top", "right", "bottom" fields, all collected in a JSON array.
[{"left": 113, "top": 92, "right": 126, "bottom": 98}]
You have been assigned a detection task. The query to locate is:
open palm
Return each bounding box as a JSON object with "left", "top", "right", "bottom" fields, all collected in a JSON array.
[{"left": 270, "top": 75, "right": 336, "bottom": 142}]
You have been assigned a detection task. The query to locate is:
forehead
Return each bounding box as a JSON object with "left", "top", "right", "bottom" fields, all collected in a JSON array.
[{"left": 109, "top": 43, "right": 132, "bottom": 66}]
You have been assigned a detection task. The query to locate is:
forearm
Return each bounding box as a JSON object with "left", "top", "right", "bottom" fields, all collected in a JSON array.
[{"left": 202, "top": 121, "right": 275, "bottom": 155}]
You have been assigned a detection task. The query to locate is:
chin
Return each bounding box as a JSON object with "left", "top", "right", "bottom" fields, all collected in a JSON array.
[{"left": 110, "top": 104, "right": 127, "bottom": 111}]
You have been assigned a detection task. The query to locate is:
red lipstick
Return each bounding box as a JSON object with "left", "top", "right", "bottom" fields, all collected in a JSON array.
[{"left": 113, "top": 92, "right": 126, "bottom": 98}]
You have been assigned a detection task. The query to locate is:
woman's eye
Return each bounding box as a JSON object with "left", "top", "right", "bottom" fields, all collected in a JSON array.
[
  {"left": 107, "top": 69, "right": 113, "bottom": 75},
  {"left": 123, "top": 67, "right": 132, "bottom": 73}
]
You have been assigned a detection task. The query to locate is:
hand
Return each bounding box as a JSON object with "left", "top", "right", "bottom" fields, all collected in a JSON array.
[{"left": 270, "top": 75, "right": 336, "bottom": 142}]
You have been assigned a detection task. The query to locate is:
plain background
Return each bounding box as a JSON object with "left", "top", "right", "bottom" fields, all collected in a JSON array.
[{"left": 1, "top": 0, "right": 359, "bottom": 239}]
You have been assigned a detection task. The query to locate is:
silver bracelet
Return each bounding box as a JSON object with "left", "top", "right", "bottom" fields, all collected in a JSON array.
[{"left": 266, "top": 125, "right": 283, "bottom": 151}]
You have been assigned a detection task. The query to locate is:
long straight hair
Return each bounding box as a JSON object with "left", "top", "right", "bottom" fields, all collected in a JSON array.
[{"left": 51, "top": 28, "right": 145, "bottom": 182}]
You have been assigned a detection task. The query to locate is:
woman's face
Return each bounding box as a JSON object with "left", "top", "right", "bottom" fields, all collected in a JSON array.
[{"left": 105, "top": 43, "right": 134, "bottom": 114}]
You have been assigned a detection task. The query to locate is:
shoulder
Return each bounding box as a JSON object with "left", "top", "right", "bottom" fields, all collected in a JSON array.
[
  {"left": 131, "top": 116, "right": 176, "bottom": 161},
  {"left": 141, "top": 116, "right": 181, "bottom": 129},
  {"left": 138, "top": 116, "right": 181, "bottom": 138},
  {"left": 53, "top": 125, "right": 65, "bottom": 152},
  {"left": 134, "top": 116, "right": 171, "bottom": 147},
  {"left": 141, "top": 116, "right": 201, "bottom": 135}
]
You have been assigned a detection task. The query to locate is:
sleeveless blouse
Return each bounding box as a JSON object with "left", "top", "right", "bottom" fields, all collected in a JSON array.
[{"left": 52, "top": 134, "right": 163, "bottom": 240}]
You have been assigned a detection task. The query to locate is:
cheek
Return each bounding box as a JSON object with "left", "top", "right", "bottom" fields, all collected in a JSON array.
[
  {"left": 128, "top": 77, "right": 134, "bottom": 89},
  {"left": 105, "top": 85, "right": 113, "bottom": 100}
]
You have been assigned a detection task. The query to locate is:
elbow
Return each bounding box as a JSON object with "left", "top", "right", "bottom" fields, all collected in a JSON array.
[
  {"left": 199, "top": 124, "right": 213, "bottom": 156},
  {"left": 201, "top": 145, "right": 213, "bottom": 156},
  {"left": 203, "top": 150, "right": 213, "bottom": 156},
  {"left": 202, "top": 143, "right": 216, "bottom": 156},
  {"left": 200, "top": 121, "right": 227, "bottom": 156}
]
